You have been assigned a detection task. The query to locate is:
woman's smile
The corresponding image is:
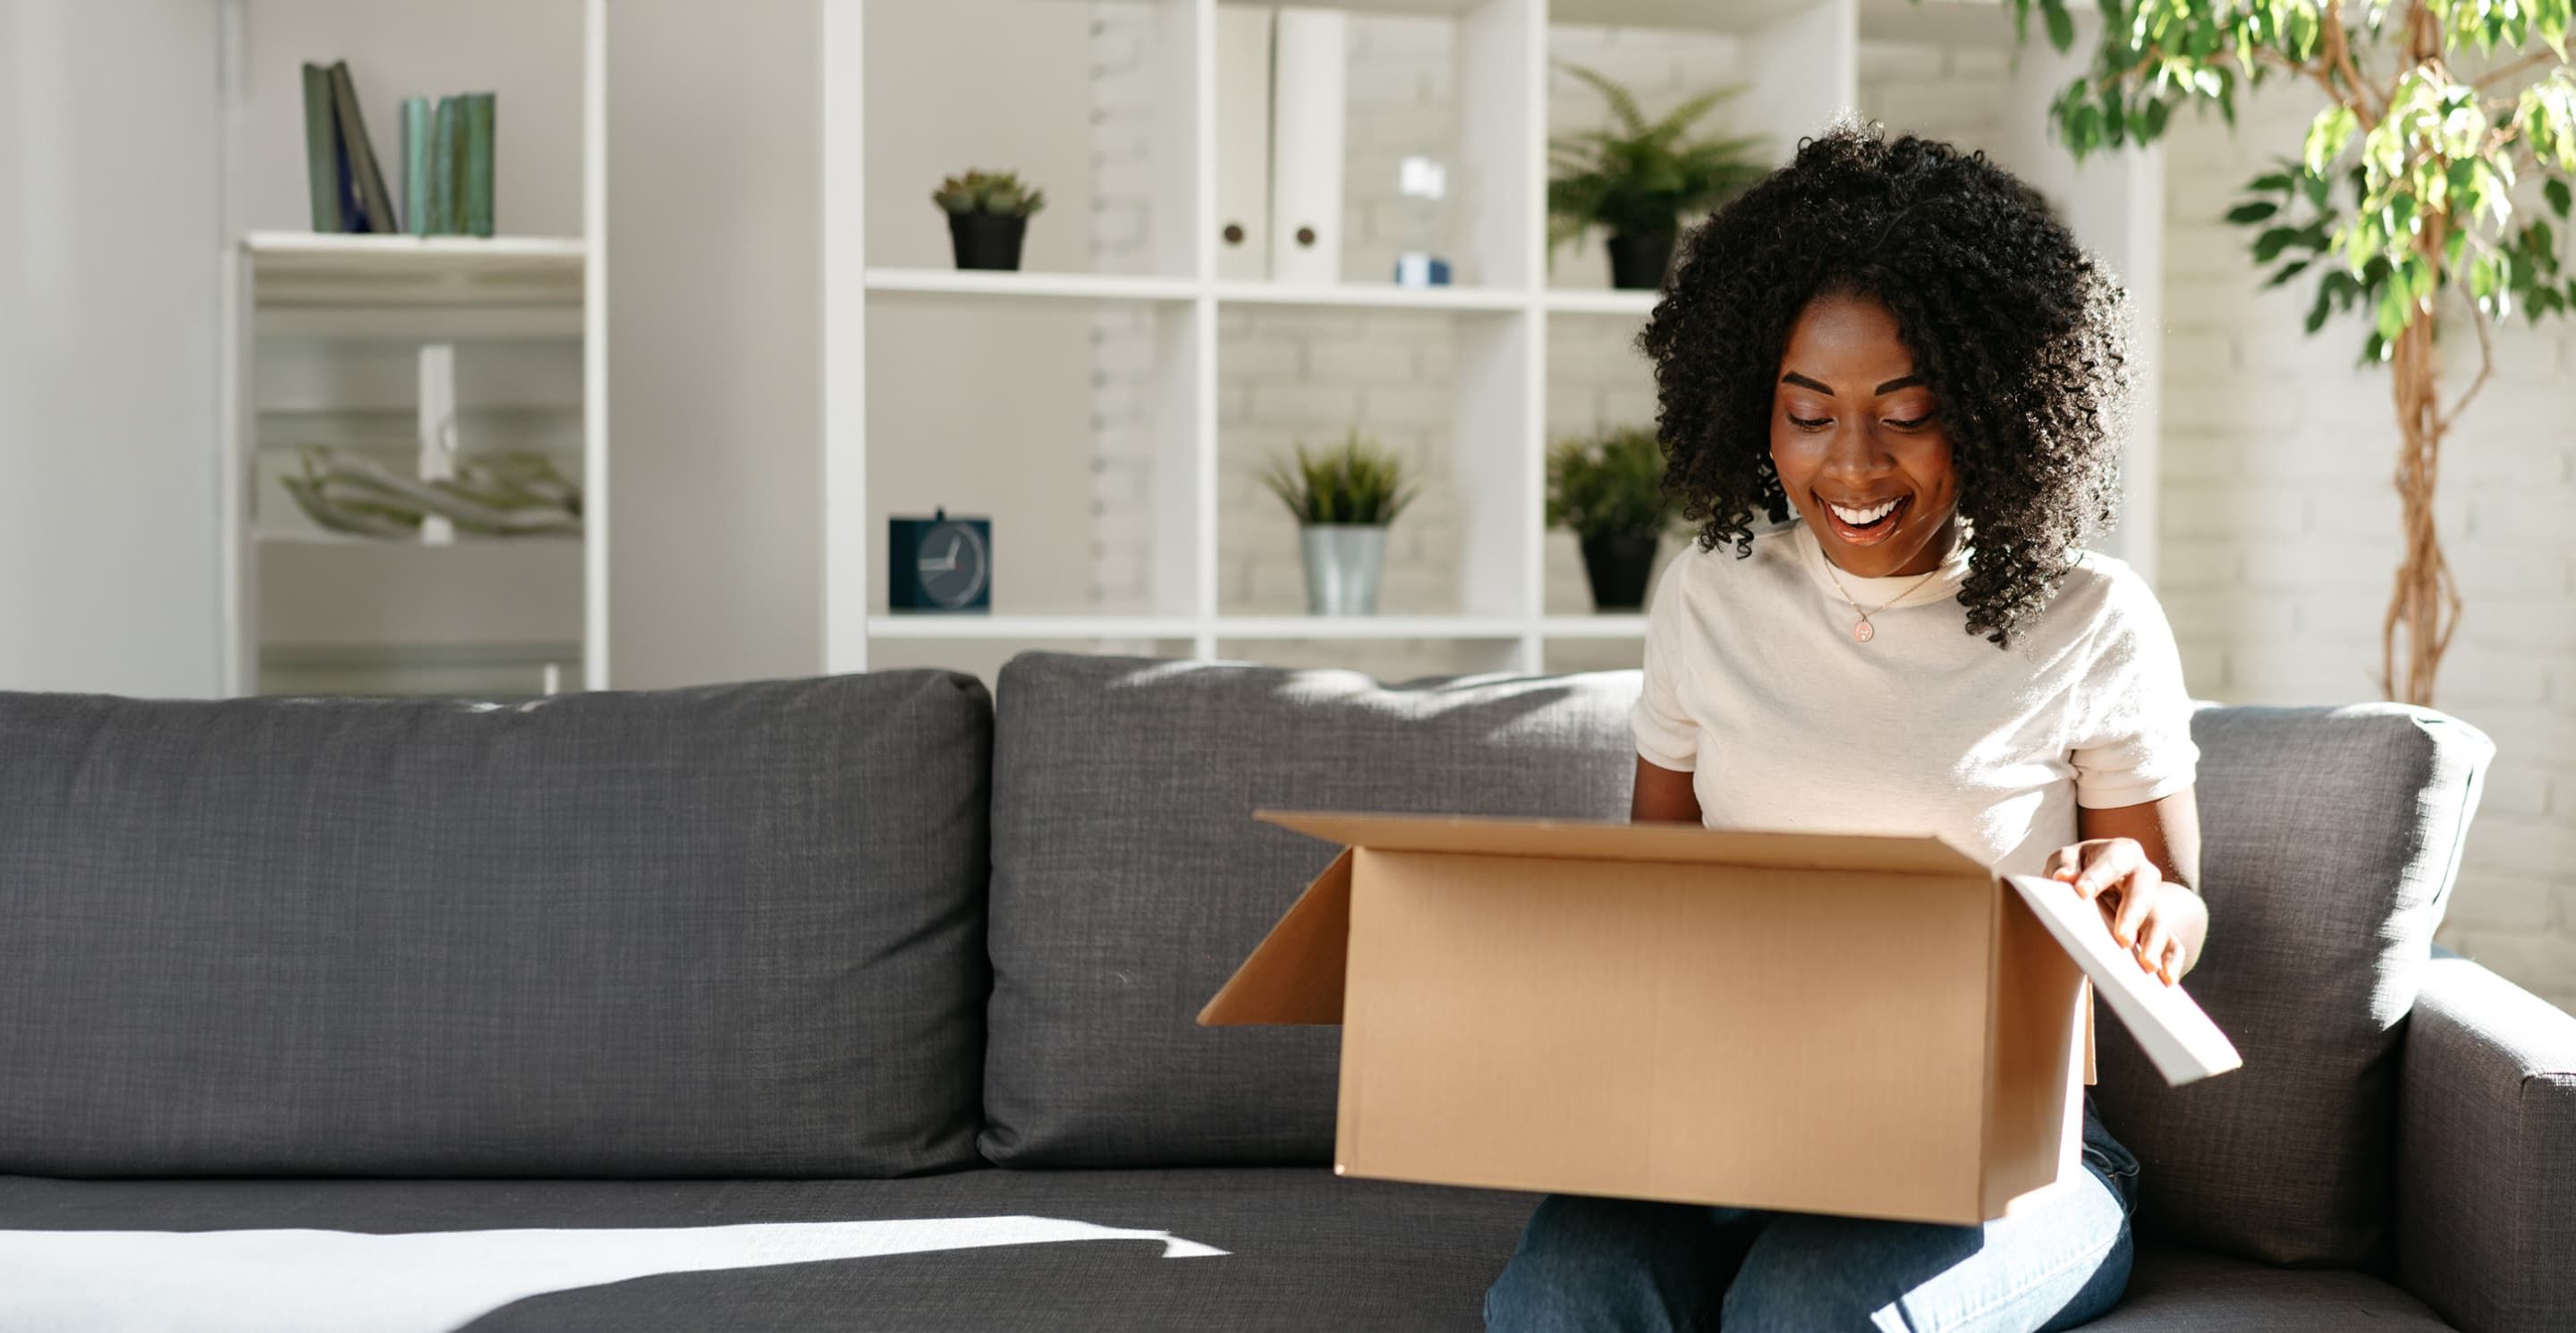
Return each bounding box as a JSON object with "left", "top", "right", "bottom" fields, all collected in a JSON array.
[{"left": 1818, "top": 492, "right": 1911, "bottom": 546}]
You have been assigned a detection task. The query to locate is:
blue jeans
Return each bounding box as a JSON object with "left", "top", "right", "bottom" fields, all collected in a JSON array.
[{"left": 1485, "top": 1101, "right": 2141, "bottom": 1333}]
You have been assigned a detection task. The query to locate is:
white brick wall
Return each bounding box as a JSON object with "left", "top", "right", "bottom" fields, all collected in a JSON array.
[{"left": 2157, "top": 87, "right": 2576, "bottom": 1010}]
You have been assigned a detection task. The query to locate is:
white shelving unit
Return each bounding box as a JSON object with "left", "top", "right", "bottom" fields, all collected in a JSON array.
[
  {"left": 216, "top": 0, "right": 609, "bottom": 697},
  {"left": 822, "top": 0, "right": 2162, "bottom": 675}
]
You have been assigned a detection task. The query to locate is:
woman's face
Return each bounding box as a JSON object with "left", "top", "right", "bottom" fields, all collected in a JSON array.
[{"left": 1768, "top": 293, "right": 1962, "bottom": 578}]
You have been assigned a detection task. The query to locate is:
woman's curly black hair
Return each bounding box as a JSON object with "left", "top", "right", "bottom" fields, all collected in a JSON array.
[{"left": 1640, "top": 120, "right": 2130, "bottom": 648}]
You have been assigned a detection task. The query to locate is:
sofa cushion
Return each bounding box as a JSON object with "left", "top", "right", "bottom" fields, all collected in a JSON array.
[
  {"left": 0, "top": 1168, "right": 1538, "bottom": 1332},
  {"left": 2088, "top": 1247, "right": 2453, "bottom": 1331},
  {"left": 0, "top": 1176, "right": 2453, "bottom": 1332},
  {"left": 982, "top": 653, "right": 1638, "bottom": 1167},
  {"left": 2089, "top": 704, "right": 2491, "bottom": 1269},
  {"left": 0, "top": 674, "right": 992, "bottom": 1178}
]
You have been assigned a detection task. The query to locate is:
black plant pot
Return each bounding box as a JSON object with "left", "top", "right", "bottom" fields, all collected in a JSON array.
[
  {"left": 1580, "top": 532, "right": 1660, "bottom": 611},
  {"left": 1606, "top": 231, "right": 1676, "bottom": 291},
  {"left": 948, "top": 213, "right": 1029, "bottom": 271}
]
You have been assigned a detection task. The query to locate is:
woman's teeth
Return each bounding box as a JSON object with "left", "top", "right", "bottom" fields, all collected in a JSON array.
[{"left": 1827, "top": 498, "right": 1901, "bottom": 527}]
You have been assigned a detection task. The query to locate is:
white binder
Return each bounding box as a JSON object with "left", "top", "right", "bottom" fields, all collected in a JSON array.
[
  {"left": 1267, "top": 9, "right": 1346, "bottom": 284},
  {"left": 1214, "top": 6, "right": 1273, "bottom": 281}
]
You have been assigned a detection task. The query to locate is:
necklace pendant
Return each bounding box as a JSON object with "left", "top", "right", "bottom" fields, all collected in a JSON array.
[{"left": 1852, "top": 618, "right": 1876, "bottom": 643}]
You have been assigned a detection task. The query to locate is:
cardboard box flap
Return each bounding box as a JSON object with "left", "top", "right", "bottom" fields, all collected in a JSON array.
[
  {"left": 2003, "top": 874, "right": 2244, "bottom": 1086},
  {"left": 1254, "top": 811, "right": 1992, "bottom": 879},
  {"left": 1199, "top": 847, "right": 1352, "bottom": 1026}
]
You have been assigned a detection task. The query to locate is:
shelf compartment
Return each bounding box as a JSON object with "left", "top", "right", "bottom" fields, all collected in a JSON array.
[
  {"left": 1216, "top": 304, "right": 1537, "bottom": 621},
  {"left": 866, "top": 295, "right": 1207, "bottom": 623}
]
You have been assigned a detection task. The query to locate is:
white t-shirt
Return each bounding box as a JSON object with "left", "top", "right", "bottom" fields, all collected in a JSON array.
[{"left": 1632, "top": 520, "right": 2199, "bottom": 878}]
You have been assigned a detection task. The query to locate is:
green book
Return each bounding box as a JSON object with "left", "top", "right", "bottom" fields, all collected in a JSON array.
[
  {"left": 463, "top": 92, "right": 496, "bottom": 238},
  {"left": 400, "top": 97, "right": 432, "bottom": 237},
  {"left": 429, "top": 96, "right": 462, "bottom": 234},
  {"left": 326, "top": 61, "right": 399, "bottom": 233},
  {"left": 300, "top": 64, "right": 343, "bottom": 233}
]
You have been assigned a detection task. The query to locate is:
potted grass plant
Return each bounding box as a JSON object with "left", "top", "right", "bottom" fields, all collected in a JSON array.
[
  {"left": 1548, "top": 64, "right": 1767, "bottom": 290},
  {"left": 1546, "top": 426, "right": 1673, "bottom": 611},
  {"left": 1259, "top": 429, "right": 1419, "bottom": 616},
  {"left": 934, "top": 169, "right": 1046, "bottom": 271}
]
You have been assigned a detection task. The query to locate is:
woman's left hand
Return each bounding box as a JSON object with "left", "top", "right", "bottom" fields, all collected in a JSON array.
[{"left": 2045, "top": 836, "right": 2203, "bottom": 986}]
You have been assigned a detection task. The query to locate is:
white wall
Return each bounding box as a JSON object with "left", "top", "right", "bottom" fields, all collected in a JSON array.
[
  {"left": 2157, "top": 87, "right": 2576, "bottom": 1010},
  {"left": 605, "top": 0, "right": 830, "bottom": 689},
  {"left": 0, "top": 0, "right": 225, "bottom": 697}
]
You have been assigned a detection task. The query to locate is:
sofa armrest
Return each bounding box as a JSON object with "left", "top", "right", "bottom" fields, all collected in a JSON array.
[{"left": 2395, "top": 955, "right": 2576, "bottom": 1333}]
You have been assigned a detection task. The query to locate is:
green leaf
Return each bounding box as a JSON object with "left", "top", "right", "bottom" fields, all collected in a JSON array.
[
  {"left": 2305, "top": 105, "right": 2360, "bottom": 174},
  {"left": 2045, "top": 0, "right": 2078, "bottom": 52},
  {"left": 2228, "top": 200, "right": 2280, "bottom": 224},
  {"left": 2305, "top": 277, "right": 2337, "bottom": 332},
  {"left": 2267, "top": 258, "right": 2315, "bottom": 287},
  {"left": 2253, "top": 225, "right": 2305, "bottom": 262},
  {"left": 2549, "top": 177, "right": 2573, "bottom": 219},
  {"left": 2142, "top": 98, "right": 2172, "bottom": 140}
]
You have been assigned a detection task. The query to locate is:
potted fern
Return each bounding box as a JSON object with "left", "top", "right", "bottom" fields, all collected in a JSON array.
[
  {"left": 1259, "top": 430, "right": 1419, "bottom": 616},
  {"left": 1549, "top": 64, "right": 1767, "bottom": 290},
  {"left": 934, "top": 169, "right": 1046, "bottom": 271},
  {"left": 1547, "top": 427, "right": 1673, "bottom": 610}
]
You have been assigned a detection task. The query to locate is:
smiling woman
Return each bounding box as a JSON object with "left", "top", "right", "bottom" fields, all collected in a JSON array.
[
  {"left": 1486, "top": 122, "right": 2207, "bottom": 1333},
  {"left": 1642, "top": 122, "right": 2129, "bottom": 650}
]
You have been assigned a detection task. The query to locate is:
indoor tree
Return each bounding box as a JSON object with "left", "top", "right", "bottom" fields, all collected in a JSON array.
[{"left": 2006, "top": 0, "right": 2576, "bottom": 705}]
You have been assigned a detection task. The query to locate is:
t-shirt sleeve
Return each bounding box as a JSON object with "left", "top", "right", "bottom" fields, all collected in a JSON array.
[
  {"left": 1631, "top": 556, "right": 1699, "bottom": 772},
  {"left": 2069, "top": 565, "right": 2201, "bottom": 809}
]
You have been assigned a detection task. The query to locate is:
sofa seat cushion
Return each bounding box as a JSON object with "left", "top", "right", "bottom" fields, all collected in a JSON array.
[
  {"left": 0, "top": 1173, "right": 2453, "bottom": 1332},
  {"left": 0, "top": 675, "right": 993, "bottom": 1178},
  {"left": 983, "top": 653, "right": 1642, "bottom": 1168},
  {"left": 0, "top": 1168, "right": 1536, "bottom": 1332},
  {"left": 2090, "top": 1246, "right": 2452, "bottom": 1330}
]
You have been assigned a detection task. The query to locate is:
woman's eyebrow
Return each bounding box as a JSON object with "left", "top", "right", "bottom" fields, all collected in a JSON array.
[
  {"left": 1874, "top": 375, "right": 1926, "bottom": 394},
  {"left": 1780, "top": 371, "right": 1835, "bottom": 395}
]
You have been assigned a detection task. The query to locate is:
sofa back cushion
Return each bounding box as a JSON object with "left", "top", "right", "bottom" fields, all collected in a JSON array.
[
  {"left": 981, "top": 652, "right": 1638, "bottom": 1167},
  {"left": 0, "top": 674, "right": 992, "bottom": 1178},
  {"left": 2092, "top": 703, "right": 2491, "bottom": 1269}
]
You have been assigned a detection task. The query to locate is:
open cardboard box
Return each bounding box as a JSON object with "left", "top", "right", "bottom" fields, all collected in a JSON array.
[{"left": 1200, "top": 811, "right": 2241, "bottom": 1226}]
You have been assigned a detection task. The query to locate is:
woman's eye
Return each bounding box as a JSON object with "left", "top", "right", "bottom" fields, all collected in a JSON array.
[
  {"left": 1884, "top": 415, "right": 1932, "bottom": 430},
  {"left": 1788, "top": 414, "right": 1831, "bottom": 431}
]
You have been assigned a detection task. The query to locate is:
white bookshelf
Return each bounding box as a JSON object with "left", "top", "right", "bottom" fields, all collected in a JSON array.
[
  {"left": 823, "top": 0, "right": 2163, "bottom": 675},
  {"left": 216, "top": 0, "right": 609, "bottom": 697}
]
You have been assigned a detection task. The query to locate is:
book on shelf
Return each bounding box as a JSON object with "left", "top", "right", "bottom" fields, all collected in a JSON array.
[
  {"left": 299, "top": 64, "right": 343, "bottom": 233},
  {"left": 326, "top": 61, "right": 399, "bottom": 233},
  {"left": 430, "top": 96, "right": 461, "bottom": 234},
  {"left": 295, "top": 68, "right": 496, "bottom": 238},
  {"left": 401, "top": 97, "right": 431, "bottom": 237},
  {"left": 463, "top": 93, "right": 496, "bottom": 238}
]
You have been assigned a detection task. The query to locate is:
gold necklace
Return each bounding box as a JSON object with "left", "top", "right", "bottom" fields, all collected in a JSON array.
[{"left": 1821, "top": 560, "right": 1945, "bottom": 643}]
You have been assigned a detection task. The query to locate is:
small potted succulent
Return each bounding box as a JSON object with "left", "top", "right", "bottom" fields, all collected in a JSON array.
[
  {"left": 1548, "top": 64, "right": 1766, "bottom": 290},
  {"left": 1546, "top": 426, "right": 1673, "bottom": 611},
  {"left": 933, "top": 169, "right": 1046, "bottom": 271},
  {"left": 1259, "top": 429, "right": 1419, "bottom": 616}
]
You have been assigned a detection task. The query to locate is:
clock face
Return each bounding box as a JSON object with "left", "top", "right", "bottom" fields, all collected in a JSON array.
[{"left": 916, "top": 521, "right": 989, "bottom": 608}]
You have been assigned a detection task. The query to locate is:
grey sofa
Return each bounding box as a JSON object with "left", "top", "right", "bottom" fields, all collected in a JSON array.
[{"left": 1, "top": 651, "right": 2566, "bottom": 1333}]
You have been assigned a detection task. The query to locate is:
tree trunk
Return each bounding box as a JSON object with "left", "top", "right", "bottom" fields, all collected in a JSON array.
[{"left": 2382, "top": 313, "right": 2462, "bottom": 707}]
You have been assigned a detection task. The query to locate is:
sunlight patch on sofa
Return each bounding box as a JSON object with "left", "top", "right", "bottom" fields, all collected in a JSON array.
[{"left": 0, "top": 1214, "right": 1226, "bottom": 1333}]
